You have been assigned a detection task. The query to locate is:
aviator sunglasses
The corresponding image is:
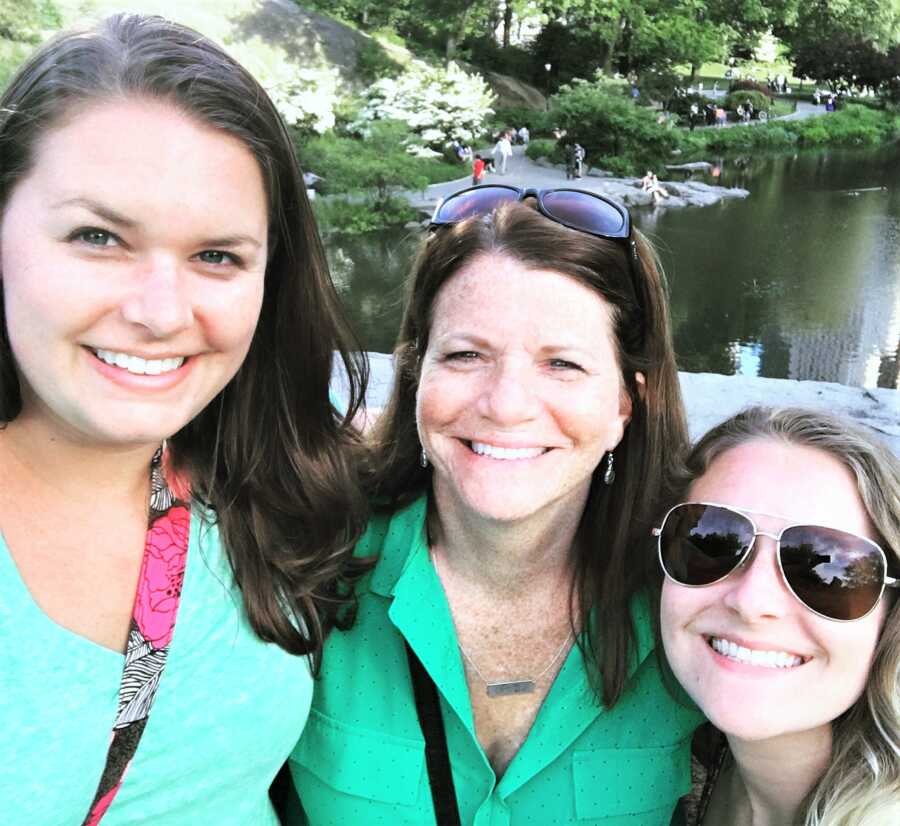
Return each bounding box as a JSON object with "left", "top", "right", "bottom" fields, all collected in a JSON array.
[
  {"left": 655, "top": 502, "right": 899, "bottom": 622},
  {"left": 429, "top": 185, "right": 642, "bottom": 299},
  {"left": 430, "top": 184, "right": 632, "bottom": 242}
]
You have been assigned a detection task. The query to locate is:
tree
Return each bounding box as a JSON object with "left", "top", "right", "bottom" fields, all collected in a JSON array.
[{"left": 777, "top": 0, "right": 900, "bottom": 90}]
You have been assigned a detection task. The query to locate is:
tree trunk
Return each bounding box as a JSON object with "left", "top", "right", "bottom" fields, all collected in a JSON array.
[
  {"left": 502, "top": 0, "right": 513, "bottom": 48},
  {"left": 446, "top": 3, "right": 474, "bottom": 61},
  {"left": 601, "top": 14, "right": 626, "bottom": 75},
  {"left": 690, "top": 63, "right": 698, "bottom": 81}
]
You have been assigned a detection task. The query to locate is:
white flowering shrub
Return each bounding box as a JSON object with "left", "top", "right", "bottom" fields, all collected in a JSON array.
[
  {"left": 351, "top": 60, "right": 495, "bottom": 149},
  {"left": 225, "top": 43, "right": 339, "bottom": 135},
  {"left": 258, "top": 63, "right": 340, "bottom": 135}
]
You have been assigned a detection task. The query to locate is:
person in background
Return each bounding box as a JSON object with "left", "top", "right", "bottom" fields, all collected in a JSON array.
[
  {"left": 0, "top": 14, "right": 368, "bottom": 825},
  {"left": 288, "top": 184, "right": 702, "bottom": 824},
  {"left": 471, "top": 154, "right": 486, "bottom": 186},
  {"left": 492, "top": 130, "right": 513, "bottom": 175},
  {"left": 659, "top": 407, "right": 900, "bottom": 826}
]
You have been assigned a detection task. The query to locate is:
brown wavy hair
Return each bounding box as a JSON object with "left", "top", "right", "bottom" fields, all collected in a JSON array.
[
  {"left": 368, "top": 201, "right": 688, "bottom": 706},
  {"left": 0, "top": 14, "right": 370, "bottom": 671}
]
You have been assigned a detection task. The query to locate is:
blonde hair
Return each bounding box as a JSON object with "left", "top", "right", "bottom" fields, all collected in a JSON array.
[{"left": 678, "top": 407, "right": 900, "bottom": 826}]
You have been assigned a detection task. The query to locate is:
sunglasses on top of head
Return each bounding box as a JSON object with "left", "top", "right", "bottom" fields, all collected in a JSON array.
[
  {"left": 429, "top": 184, "right": 642, "bottom": 301},
  {"left": 654, "top": 501, "right": 899, "bottom": 622}
]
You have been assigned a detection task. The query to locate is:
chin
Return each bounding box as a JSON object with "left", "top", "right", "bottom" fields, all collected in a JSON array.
[{"left": 706, "top": 706, "right": 798, "bottom": 742}]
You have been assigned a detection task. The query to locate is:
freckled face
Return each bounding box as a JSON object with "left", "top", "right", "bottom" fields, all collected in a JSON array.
[
  {"left": 416, "top": 252, "right": 635, "bottom": 529},
  {"left": 0, "top": 98, "right": 268, "bottom": 450},
  {"left": 661, "top": 440, "right": 888, "bottom": 743}
]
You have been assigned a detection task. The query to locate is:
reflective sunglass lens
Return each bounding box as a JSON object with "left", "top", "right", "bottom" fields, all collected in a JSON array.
[
  {"left": 541, "top": 190, "right": 628, "bottom": 237},
  {"left": 434, "top": 187, "right": 518, "bottom": 223},
  {"left": 661, "top": 504, "right": 753, "bottom": 585},
  {"left": 779, "top": 526, "right": 886, "bottom": 621}
]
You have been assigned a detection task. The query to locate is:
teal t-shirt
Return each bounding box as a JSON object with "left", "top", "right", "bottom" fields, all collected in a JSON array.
[
  {"left": 0, "top": 509, "right": 313, "bottom": 824},
  {"left": 289, "top": 496, "right": 703, "bottom": 825}
]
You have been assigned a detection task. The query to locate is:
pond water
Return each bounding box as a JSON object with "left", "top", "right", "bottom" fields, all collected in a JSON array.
[{"left": 326, "top": 141, "right": 900, "bottom": 389}]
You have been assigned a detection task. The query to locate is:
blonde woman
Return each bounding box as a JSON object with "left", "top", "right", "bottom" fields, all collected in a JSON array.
[{"left": 658, "top": 407, "right": 899, "bottom": 826}]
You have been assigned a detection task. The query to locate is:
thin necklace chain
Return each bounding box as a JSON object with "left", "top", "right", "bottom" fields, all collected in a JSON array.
[{"left": 430, "top": 548, "right": 575, "bottom": 685}]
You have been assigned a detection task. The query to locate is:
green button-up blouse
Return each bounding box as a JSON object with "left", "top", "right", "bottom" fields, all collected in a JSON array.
[{"left": 288, "top": 496, "right": 702, "bottom": 825}]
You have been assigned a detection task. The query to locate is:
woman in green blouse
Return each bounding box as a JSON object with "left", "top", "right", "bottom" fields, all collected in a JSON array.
[{"left": 289, "top": 186, "right": 702, "bottom": 824}]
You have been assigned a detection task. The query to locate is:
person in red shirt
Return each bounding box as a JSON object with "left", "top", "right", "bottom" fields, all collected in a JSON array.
[{"left": 472, "top": 154, "right": 485, "bottom": 186}]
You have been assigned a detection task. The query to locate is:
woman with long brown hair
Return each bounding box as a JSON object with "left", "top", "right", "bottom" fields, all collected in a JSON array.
[
  {"left": 289, "top": 185, "right": 702, "bottom": 823},
  {"left": 0, "top": 13, "right": 367, "bottom": 824}
]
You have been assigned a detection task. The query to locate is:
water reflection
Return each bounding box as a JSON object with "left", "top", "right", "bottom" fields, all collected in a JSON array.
[{"left": 326, "top": 143, "right": 900, "bottom": 388}]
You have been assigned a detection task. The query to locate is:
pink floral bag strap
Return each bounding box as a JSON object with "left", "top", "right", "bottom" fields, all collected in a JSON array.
[{"left": 83, "top": 448, "right": 191, "bottom": 825}]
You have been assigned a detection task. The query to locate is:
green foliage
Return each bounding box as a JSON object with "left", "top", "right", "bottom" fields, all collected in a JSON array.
[
  {"left": 636, "top": 68, "right": 683, "bottom": 107},
  {"left": 777, "top": 0, "right": 899, "bottom": 93},
  {"left": 728, "top": 79, "right": 773, "bottom": 97},
  {"left": 525, "top": 138, "right": 564, "bottom": 164},
  {"left": 464, "top": 35, "right": 533, "bottom": 79},
  {"left": 295, "top": 121, "right": 462, "bottom": 203},
  {"left": 312, "top": 196, "right": 419, "bottom": 236},
  {"left": 355, "top": 37, "right": 403, "bottom": 83},
  {"left": 549, "top": 77, "right": 678, "bottom": 173},
  {"left": 667, "top": 92, "right": 715, "bottom": 118},
  {"left": 788, "top": 104, "right": 900, "bottom": 147},
  {"left": 0, "top": 38, "right": 31, "bottom": 91},
  {"left": 724, "top": 89, "right": 772, "bottom": 114},
  {"left": 490, "top": 106, "right": 550, "bottom": 135},
  {"left": 0, "top": 0, "right": 60, "bottom": 43},
  {"left": 697, "top": 105, "right": 899, "bottom": 153}
]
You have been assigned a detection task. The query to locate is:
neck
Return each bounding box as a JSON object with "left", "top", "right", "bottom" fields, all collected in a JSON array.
[
  {"left": 0, "top": 414, "right": 158, "bottom": 507},
  {"left": 725, "top": 726, "right": 831, "bottom": 826},
  {"left": 429, "top": 482, "right": 582, "bottom": 599}
]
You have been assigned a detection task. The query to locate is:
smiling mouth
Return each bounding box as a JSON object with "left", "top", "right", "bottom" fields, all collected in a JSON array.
[
  {"left": 708, "top": 636, "right": 807, "bottom": 669},
  {"left": 92, "top": 348, "right": 186, "bottom": 376},
  {"left": 466, "top": 440, "right": 549, "bottom": 460}
]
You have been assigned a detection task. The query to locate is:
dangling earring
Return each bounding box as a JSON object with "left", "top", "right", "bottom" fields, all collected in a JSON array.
[
  {"left": 420, "top": 448, "right": 429, "bottom": 468},
  {"left": 603, "top": 451, "right": 615, "bottom": 485}
]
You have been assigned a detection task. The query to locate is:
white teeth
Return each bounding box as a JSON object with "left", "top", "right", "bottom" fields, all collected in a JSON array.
[
  {"left": 470, "top": 442, "right": 546, "bottom": 460},
  {"left": 94, "top": 349, "right": 185, "bottom": 376},
  {"left": 710, "top": 637, "right": 804, "bottom": 669}
]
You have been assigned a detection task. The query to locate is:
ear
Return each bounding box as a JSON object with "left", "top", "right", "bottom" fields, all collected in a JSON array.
[{"left": 634, "top": 371, "right": 646, "bottom": 401}]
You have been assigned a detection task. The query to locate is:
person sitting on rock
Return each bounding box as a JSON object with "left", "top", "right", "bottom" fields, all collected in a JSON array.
[{"left": 641, "top": 171, "right": 670, "bottom": 205}]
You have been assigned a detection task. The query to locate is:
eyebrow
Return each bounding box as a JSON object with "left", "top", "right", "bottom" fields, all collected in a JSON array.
[
  {"left": 52, "top": 197, "right": 137, "bottom": 229},
  {"left": 52, "top": 197, "right": 262, "bottom": 248}
]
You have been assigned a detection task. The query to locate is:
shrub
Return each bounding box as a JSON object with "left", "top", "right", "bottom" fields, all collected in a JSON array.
[
  {"left": 729, "top": 79, "right": 773, "bottom": 98},
  {"left": 724, "top": 90, "right": 772, "bottom": 116},
  {"left": 525, "top": 138, "right": 562, "bottom": 163},
  {"left": 312, "top": 197, "right": 419, "bottom": 236},
  {"left": 226, "top": 41, "right": 340, "bottom": 135},
  {"left": 351, "top": 59, "right": 495, "bottom": 149},
  {"left": 668, "top": 92, "right": 715, "bottom": 119},
  {"left": 549, "top": 78, "right": 679, "bottom": 171},
  {"left": 786, "top": 104, "right": 899, "bottom": 147},
  {"left": 295, "top": 121, "right": 461, "bottom": 201}
]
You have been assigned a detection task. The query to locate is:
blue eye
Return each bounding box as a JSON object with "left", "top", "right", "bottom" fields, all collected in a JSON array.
[
  {"left": 71, "top": 228, "right": 119, "bottom": 247},
  {"left": 549, "top": 359, "right": 583, "bottom": 371},
  {"left": 197, "top": 250, "right": 238, "bottom": 266}
]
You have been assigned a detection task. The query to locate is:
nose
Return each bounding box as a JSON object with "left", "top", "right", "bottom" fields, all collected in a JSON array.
[
  {"left": 120, "top": 255, "right": 194, "bottom": 337},
  {"left": 721, "top": 535, "right": 795, "bottom": 622},
  {"left": 476, "top": 358, "right": 541, "bottom": 425}
]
